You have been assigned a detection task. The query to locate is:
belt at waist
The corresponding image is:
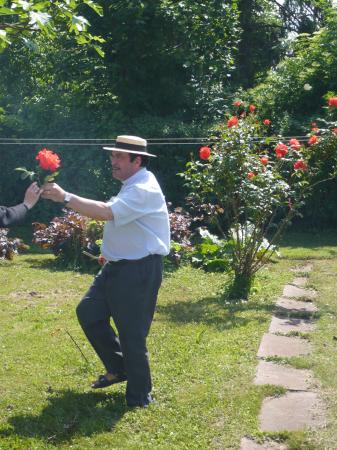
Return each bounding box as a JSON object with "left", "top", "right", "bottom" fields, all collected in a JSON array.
[{"left": 106, "top": 254, "right": 161, "bottom": 265}]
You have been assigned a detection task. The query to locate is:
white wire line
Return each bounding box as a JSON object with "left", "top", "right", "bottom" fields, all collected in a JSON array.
[{"left": 0, "top": 135, "right": 318, "bottom": 146}]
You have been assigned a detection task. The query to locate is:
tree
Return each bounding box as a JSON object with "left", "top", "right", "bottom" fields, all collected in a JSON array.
[
  {"left": 234, "top": 0, "right": 332, "bottom": 88},
  {"left": 272, "top": 0, "right": 332, "bottom": 33},
  {"left": 0, "top": 0, "right": 104, "bottom": 54}
]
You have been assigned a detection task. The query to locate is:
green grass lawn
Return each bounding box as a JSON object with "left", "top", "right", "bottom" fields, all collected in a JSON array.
[{"left": 1, "top": 232, "right": 337, "bottom": 449}]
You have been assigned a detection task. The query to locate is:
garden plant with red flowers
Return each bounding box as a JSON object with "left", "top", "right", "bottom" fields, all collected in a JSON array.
[{"left": 182, "top": 100, "right": 337, "bottom": 299}]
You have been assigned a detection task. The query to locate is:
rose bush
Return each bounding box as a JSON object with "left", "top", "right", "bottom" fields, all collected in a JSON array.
[{"left": 181, "top": 103, "right": 337, "bottom": 299}]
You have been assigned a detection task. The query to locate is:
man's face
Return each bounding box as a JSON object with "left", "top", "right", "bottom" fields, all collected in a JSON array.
[{"left": 109, "top": 151, "right": 141, "bottom": 181}]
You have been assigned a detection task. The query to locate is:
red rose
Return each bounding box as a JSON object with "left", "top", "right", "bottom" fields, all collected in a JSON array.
[
  {"left": 293, "top": 159, "right": 308, "bottom": 171},
  {"left": 328, "top": 97, "right": 337, "bottom": 107},
  {"left": 233, "top": 101, "right": 242, "bottom": 107},
  {"left": 332, "top": 128, "right": 337, "bottom": 134},
  {"left": 311, "top": 127, "right": 319, "bottom": 133},
  {"left": 275, "top": 142, "right": 288, "bottom": 159},
  {"left": 308, "top": 135, "right": 318, "bottom": 145},
  {"left": 263, "top": 119, "right": 271, "bottom": 126},
  {"left": 247, "top": 172, "right": 256, "bottom": 179},
  {"left": 249, "top": 104, "right": 256, "bottom": 112},
  {"left": 260, "top": 156, "right": 268, "bottom": 166},
  {"left": 199, "top": 146, "right": 211, "bottom": 160},
  {"left": 36, "top": 148, "right": 61, "bottom": 172},
  {"left": 289, "top": 138, "right": 301, "bottom": 150},
  {"left": 227, "top": 116, "right": 239, "bottom": 128}
]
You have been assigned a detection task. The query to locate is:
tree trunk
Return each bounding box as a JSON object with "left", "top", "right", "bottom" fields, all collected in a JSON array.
[{"left": 227, "top": 272, "right": 254, "bottom": 300}]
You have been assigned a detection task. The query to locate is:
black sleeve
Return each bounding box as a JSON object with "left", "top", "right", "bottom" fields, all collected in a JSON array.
[{"left": 0, "top": 203, "right": 28, "bottom": 228}]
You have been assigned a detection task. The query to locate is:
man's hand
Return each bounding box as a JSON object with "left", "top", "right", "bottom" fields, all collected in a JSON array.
[
  {"left": 42, "top": 183, "right": 66, "bottom": 203},
  {"left": 23, "top": 182, "right": 42, "bottom": 209}
]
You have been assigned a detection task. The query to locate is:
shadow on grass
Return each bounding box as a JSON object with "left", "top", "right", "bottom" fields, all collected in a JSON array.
[
  {"left": 23, "top": 257, "right": 98, "bottom": 274},
  {"left": 24, "top": 256, "right": 179, "bottom": 276},
  {"left": 1, "top": 389, "right": 128, "bottom": 445},
  {"left": 156, "top": 294, "right": 275, "bottom": 331}
]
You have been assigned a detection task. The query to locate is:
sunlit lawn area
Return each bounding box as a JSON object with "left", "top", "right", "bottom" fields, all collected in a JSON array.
[{"left": 1, "top": 231, "right": 337, "bottom": 449}]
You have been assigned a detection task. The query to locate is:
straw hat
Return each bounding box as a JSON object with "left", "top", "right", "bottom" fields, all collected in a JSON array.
[{"left": 103, "top": 135, "right": 156, "bottom": 157}]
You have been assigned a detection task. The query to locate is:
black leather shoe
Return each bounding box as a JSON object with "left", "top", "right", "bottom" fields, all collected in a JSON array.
[{"left": 91, "top": 374, "right": 127, "bottom": 389}]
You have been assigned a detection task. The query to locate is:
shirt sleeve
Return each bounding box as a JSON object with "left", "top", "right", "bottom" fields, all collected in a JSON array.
[
  {"left": 0, "top": 203, "right": 28, "bottom": 228},
  {"left": 108, "top": 185, "right": 154, "bottom": 227}
]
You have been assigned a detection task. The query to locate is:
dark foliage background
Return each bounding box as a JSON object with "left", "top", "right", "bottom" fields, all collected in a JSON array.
[{"left": 1, "top": 0, "right": 336, "bottom": 227}]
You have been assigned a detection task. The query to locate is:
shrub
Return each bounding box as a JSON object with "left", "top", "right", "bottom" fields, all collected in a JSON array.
[
  {"left": 0, "top": 229, "right": 29, "bottom": 260},
  {"left": 33, "top": 210, "right": 104, "bottom": 271},
  {"left": 181, "top": 103, "right": 337, "bottom": 298},
  {"left": 167, "top": 205, "right": 193, "bottom": 266}
]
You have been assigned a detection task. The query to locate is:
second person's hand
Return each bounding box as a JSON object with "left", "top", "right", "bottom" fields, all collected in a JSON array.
[{"left": 24, "top": 182, "right": 42, "bottom": 209}]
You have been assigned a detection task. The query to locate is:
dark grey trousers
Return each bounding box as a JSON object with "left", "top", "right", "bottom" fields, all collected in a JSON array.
[{"left": 76, "top": 254, "right": 163, "bottom": 406}]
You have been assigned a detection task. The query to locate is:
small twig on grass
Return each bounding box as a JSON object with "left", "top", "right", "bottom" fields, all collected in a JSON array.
[{"left": 65, "top": 329, "right": 91, "bottom": 366}]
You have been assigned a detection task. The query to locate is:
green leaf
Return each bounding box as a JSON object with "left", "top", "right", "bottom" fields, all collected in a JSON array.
[
  {"left": 43, "top": 172, "right": 59, "bottom": 183},
  {"left": 31, "top": 2, "right": 51, "bottom": 11},
  {"left": 82, "top": 0, "right": 103, "bottom": 17},
  {"left": 0, "top": 7, "right": 20, "bottom": 15},
  {"left": 93, "top": 45, "right": 104, "bottom": 57}
]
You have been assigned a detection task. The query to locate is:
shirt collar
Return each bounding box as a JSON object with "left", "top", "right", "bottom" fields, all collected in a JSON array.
[{"left": 122, "top": 167, "right": 147, "bottom": 186}]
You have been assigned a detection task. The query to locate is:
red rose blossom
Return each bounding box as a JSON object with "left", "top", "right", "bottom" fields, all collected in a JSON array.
[
  {"left": 293, "top": 159, "right": 308, "bottom": 171},
  {"left": 233, "top": 101, "right": 242, "bottom": 107},
  {"left": 199, "top": 146, "right": 211, "bottom": 160},
  {"left": 227, "top": 116, "right": 239, "bottom": 128},
  {"left": 328, "top": 97, "right": 337, "bottom": 107},
  {"left": 260, "top": 156, "right": 268, "bottom": 166},
  {"left": 263, "top": 119, "right": 271, "bottom": 126},
  {"left": 308, "top": 135, "right": 318, "bottom": 145},
  {"left": 332, "top": 128, "right": 337, "bottom": 134},
  {"left": 289, "top": 138, "right": 301, "bottom": 151},
  {"left": 247, "top": 171, "right": 256, "bottom": 179},
  {"left": 249, "top": 104, "right": 256, "bottom": 112},
  {"left": 35, "top": 148, "right": 61, "bottom": 172},
  {"left": 275, "top": 142, "right": 288, "bottom": 159}
]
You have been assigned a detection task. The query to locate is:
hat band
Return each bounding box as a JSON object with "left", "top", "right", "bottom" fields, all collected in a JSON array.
[{"left": 116, "top": 141, "right": 147, "bottom": 152}]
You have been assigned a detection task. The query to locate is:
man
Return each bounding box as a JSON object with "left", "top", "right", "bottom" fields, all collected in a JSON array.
[
  {"left": 42, "top": 135, "right": 170, "bottom": 408},
  {"left": 0, "top": 182, "right": 41, "bottom": 228}
]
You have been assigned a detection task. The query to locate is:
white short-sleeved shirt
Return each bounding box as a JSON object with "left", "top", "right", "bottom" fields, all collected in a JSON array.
[{"left": 101, "top": 168, "right": 170, "bottom": 261}]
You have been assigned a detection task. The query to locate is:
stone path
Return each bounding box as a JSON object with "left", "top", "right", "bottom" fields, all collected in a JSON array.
[{"left": 240, "top": 263, "right": 326, "bottom": 450}]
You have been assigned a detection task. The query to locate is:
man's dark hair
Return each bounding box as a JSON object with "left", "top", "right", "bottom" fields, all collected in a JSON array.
[{"left": 129, "top": 153, "right": 150, "bottom": 167}]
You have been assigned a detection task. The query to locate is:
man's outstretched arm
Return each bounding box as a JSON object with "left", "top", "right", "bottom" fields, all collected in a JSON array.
[{"left": 42, "top": 182, "right": 113, "bottom": 221}]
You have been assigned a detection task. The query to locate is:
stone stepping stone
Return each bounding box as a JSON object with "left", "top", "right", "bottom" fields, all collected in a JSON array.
[
  {"left": 257, "top": 333, "right": 311, "bottom": 358},
  {"left": 291, "top": 263, "right": 313, "bottom": 273},
  {"left": 268, "top": 315, "right": 315, "bottom": 333},
  {"left": 275, "top": 297, "right": 318, "bottom": 314},
  {"left": 259, "top": 392, "right": 325, "bottom": 431},
  {"left": 283, "top": 284, "right": 317, "bottom": 300},
  {"left": 291, "top": 277, "right": 308, "bottom": 287},
  {"left": 240, "top": 437, "right": 288, "bottom": 450},
  {"left": 254, "top": 361, "right": 313, "bottom": 390}
]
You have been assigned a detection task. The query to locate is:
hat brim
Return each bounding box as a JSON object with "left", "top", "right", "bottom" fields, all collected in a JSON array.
[{"left": 103, "top": 146, "right": 157, "bottom": 157}]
